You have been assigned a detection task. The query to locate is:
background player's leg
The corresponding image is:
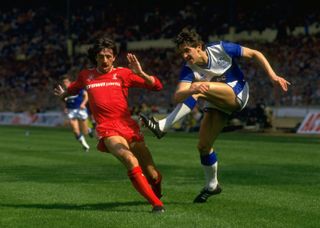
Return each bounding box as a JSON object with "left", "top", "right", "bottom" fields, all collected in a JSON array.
[
  {"left": 69, "top": 119, "right": 80, "bottom": 137},
  {"left": 79, "top": 119, "right": 89, "bottom": 136},
  {"left": 70, "top": 119, "right": 90, "bottom": 151}
]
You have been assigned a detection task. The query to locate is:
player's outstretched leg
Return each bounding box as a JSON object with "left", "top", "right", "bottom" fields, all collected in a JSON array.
[
  {"left": 139, "top": 113, "right": 166, "bottom": 139},
  {"left": 193, "top": 184, "right": 222, "bottom": 203}
]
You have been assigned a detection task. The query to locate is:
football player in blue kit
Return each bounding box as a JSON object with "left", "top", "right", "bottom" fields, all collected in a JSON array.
[
  {"left": 140, "top": 28, "right": 290, "bottom": 203},
  {"left": 61, "top": 75, "right": 93, "bottom": 152}
]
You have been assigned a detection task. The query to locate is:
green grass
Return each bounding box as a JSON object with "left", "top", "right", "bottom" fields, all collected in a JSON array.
[{"left": 0, "top": 125, "right": 319, "bottom": 228}]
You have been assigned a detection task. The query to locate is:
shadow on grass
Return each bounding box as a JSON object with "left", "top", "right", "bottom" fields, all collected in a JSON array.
[
  {"left": 0, "top": 200, "right": 190, "bottom": 213},
  {"left": 0, "top": 201, "right": 148, "bottom": 212}
]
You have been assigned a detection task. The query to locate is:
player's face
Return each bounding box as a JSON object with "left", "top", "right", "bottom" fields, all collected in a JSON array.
[
  {"left": 96, "top": 48, "right": 116, "bottom": 73},
  {"left": 178, "top": 44, "right": 203, "bottom": 65},
  {"left": 62, "top": 79, "right": 70, "bottom": 88}
]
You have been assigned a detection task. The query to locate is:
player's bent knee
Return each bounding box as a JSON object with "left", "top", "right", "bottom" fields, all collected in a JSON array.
[{"left": 121, "top": 153, "right": 139, "bottom": 167}]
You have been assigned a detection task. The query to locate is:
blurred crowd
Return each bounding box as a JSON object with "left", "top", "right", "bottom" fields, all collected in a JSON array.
[{"left": 0, "top": 1, "right": 320, "bottom": 114}]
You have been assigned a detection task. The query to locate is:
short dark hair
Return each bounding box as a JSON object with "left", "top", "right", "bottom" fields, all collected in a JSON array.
[
  {"left": 174, "top": 28, "right": 205, "bottom": 50},
  {"left": 87, "top": 35, "right": 118, "bottom": 65},
  {"left": 60, "top": 74, "right": 71, "bottom": 81}
]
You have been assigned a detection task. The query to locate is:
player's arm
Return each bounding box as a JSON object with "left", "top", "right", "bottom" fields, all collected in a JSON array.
[
  {"left": 173, "top": 82, "right": 192, "bottom": 103},
  {"left": 173, "top": 81, "right": 209, "bottom": 103},
  {"left": 54, "top": 73, "right": 85, "bottom": 99},
  {"left": 80, "top": 90, "right": 89, "bottom": 109},
  {"left": 127, "top": 53, "right": 154, "bottom": 85},
  {"left": 126, "top": 53, "right": 163, "bottom": 91},
  {"left": 242, "top": 47, "right": 290, "bottom": 91}
]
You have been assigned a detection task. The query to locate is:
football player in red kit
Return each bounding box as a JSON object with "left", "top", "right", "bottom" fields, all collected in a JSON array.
[{"left": 54, "top": 36, "right": 164, "bottom": 213}]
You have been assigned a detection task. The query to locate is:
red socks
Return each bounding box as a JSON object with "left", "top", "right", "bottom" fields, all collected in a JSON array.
[{"left": 128, "top": 166, "right": 163, "bottom": 207}]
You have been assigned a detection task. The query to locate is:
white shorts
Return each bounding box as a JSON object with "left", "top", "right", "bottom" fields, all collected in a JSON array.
[
  {"left": 204, "top": 81, "right": 249, "bottom": 115},
  {"left": 67, "top": 108, "right": 88, "bottom": 120}
]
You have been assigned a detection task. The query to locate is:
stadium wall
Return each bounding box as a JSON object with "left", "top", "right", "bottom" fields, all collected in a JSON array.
[
  {"left": 2, "top": 106, "right": 319, "bottom": 135},
  {"left": 75, "top": 23, "right": 320, "bottom": 52},
  {"left": 272, "top": 107, "right": 320, "bottom": 134},
  {"left": 0, "top": 112, "right": 64, "bottom": 127}
]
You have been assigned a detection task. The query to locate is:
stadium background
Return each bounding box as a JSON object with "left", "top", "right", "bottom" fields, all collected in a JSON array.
[
  {"left": 1, "top": 0, "right": 320, "bottom": 132},
  {"left": 0, "top": 1, "right": 320, "bottom": 227}
]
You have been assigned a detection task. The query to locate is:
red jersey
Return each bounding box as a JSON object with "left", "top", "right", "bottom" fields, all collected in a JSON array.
[{"left": 67, "top": 67, "right": 163, "bottom": 125}]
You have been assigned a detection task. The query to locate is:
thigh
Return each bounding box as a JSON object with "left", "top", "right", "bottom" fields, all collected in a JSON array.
[
  {"left": 196, "top": 82, "right": 240, "bottom": 111},
  {"left": 69, "top": 119, "right": 80, "bottom": 132},
  {"left": 78, "top": 119, "right": 89, "bottom": 133},
  {"left": 198, "top": 110, "right": 229, "bottom": 155},
  {"left": 104, "top": 136, "right": 138, "bottom": 169}
]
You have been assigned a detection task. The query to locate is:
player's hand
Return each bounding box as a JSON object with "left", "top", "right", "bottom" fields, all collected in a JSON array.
[
  {"left": 127, "top": 53, "right": 143, "bottom": 75},
  {"left": 54, "top": 84, "right": 66, "bottom": 97},
  {"left": 190, "top": 83, "right": 210, "bottom": 94},
  {"left": 272, "top": 76, "right": 291, "bottom": 92}
]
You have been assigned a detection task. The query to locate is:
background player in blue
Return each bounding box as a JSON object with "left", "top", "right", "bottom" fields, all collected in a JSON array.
[
  {"left": 61, "top": 75, "right": 93, "bottom": 152},
  {"left": 140, "top": 28, "right": 290, "bottom": 203}
]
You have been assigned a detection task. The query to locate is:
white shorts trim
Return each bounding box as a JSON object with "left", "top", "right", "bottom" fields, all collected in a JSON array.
[
  {"left": 204, "top": 82, "right": 249, "bottom": 115},
  {"left": 234, "top": 81, "right": 249, "bottom": 110}
]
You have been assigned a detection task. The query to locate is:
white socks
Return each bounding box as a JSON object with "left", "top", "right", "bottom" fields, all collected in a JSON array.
[
  {"left": 158, "top": 103, "right": 192, "bottom": 131},
  {"left": 78, "top": 135, "right": 90, "bottom": 150},
  {"left": 202, "top": 162, "right": 218, "bottom": 191},
  {"left": 200, "top": 151, "right": 218, "bottom": 191},
  {"left": 158, "top": 96, "right": 197, "bottom": 131}
]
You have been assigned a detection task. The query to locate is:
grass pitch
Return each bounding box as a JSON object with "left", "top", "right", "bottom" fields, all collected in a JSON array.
[{"left": 0, "top": 125, "right": 319, "bottom": 228}]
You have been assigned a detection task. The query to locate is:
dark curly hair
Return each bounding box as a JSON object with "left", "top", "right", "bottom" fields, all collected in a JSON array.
[
  {"left": 174, "top": 28, "right": 205, "bottom": 50},
  {"left": 87, "top": 35, "right": 118, "bottom": 65}
]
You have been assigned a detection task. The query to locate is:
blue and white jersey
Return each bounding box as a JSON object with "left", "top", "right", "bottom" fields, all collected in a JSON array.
[
  {"left": 179, "top": 41, "right": 245, "bottom": 84},
  {"left": 179, "top": 41, "right": 249, "bottom": 112},
  {"left": 65, "top": 89, "right": 85, "bottom": 109}
]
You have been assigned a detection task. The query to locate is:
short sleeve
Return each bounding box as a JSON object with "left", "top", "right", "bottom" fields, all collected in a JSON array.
[
  {"left": 221, "top": 41, "right": 242, "bottom": 57},
  {"left": 179, "top": 65, "right": 194, "bottom": 82}
]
